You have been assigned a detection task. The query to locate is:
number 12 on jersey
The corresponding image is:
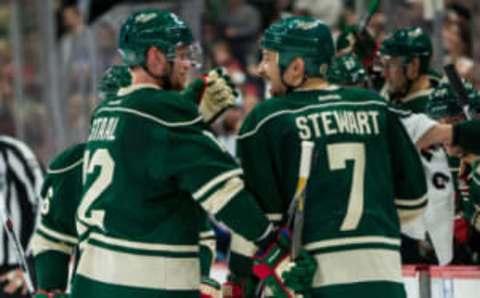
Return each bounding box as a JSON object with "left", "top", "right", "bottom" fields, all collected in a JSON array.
[{"left": 77, "top": 149, "right": 114, "bottom": 231}]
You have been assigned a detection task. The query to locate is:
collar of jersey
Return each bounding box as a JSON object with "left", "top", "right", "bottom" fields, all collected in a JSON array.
[{"left": 117, "top": 83, "right": 161, "bottom": 97}]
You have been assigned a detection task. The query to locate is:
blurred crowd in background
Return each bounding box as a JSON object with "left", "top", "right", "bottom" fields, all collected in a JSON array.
[
  {"left": 0, "top": 0, "right": 479, "bottom": 161},
  {"left": 0, "top": 0, "right": 479, "bottom": 265}
]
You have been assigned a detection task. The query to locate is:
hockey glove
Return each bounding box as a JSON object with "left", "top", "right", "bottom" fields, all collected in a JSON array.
[
  {"left": 283, "top": 249, "right": 317, "bottom": 295},
  {"left": 337, "top": 26, "right": 377, "bottom": 68},
  {"left": 253, "top": 228, "right": 317, "bottom": 298},
  {"left": 252, "top": 228, "right": 294, "bottom": 298},
  {"left": 199, "top": 68, "right": 237, "bottom": 123}
]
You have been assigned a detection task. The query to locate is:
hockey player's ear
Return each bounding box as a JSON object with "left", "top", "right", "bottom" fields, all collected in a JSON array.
[
  {"left": 406, "top": 57, "right": 421, "bottom": 80},
  {"left": 284, "top": 57, "right": 305, "bottom": 86}
]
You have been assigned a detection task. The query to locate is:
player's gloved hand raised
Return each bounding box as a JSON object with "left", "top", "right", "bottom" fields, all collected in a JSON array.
[
  {"left": 337, "top": 26, "right": 377, "bottom": 68},
  {"left": 199, "top": 68, "right": 237, "bottom": 123},
  {"left": 200, "top": 276, "right": 221, "bottom": 298},
  {"left": 34, "top": 289, "right": 69, "bottom": 298}
]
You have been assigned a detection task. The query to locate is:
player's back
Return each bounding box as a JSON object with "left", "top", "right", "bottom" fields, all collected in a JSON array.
[
  {"left": 80, "top": 86, "right": 204, "bottom": 239},
  {"left": 237, "top": 86, "right": 427, "bottom": 298},
  {"left": 73, "top": 86, "right": 206, "bottom": 298}
]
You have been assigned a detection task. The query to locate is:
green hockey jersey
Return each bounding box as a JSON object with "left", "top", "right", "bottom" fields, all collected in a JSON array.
[
  {"left": 31, "top": 143, "right": 85, "bottom": 291},
  {"left": 32, "top": 87, "right": 218, "bottom": 294},
  {"left": 236, "top": 86, "right": 427, "bottom": 298},
  {"left": 30, "top": 142, "right": 216, "bottom": 293},
  {"left": 70, "top": 84, "right": 270, "bottom": 298},
  {"left": 391, "top": 89, "right": 433, "bottom": 114}
]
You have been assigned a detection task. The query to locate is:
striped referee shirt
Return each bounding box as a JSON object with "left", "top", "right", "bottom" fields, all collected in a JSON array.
[{"left": 0, "top": 135, "right": 43, "bottom": 265}]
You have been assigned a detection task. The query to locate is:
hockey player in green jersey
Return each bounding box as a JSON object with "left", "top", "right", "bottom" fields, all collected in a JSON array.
[
  {"left": 32, "top": 61, "right": 224, "bottom": 296},
  {"left": 31, "top": 142, "right": 219, "bottom": 298},
  {"left": 232, "top": 16, "right": 428, "bottom": 298},
  {"left": 380, "top": 27, "right": 455, "bottom": 265},
  {"left": 68, "top": 9, "right": 297, "bottom": 298},
  {"left": 97, "top": 65, "right": 132, "bottom": 102},
  {"left": 31, "top": 64, "right": 133, "bottom": 298},
  {"left": 336, "top": 28, "right": 454, "bottom": 265},
  {"left": 31, "top": 143, "right": 85, "bottom": 298},
  {"left": 380, "top": 27, "right": 437, "bottom": 113}
]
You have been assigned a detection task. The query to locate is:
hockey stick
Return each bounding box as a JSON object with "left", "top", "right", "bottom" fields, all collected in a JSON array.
[
  {"left": 288, "top": 141, "right": 315, "bottom": 260},
  {"left": 444, "top": 64, "right": 475, "bottom": 120},
  {"left": 255, "top": 141, "right": 315, "bottom": 298},
  {"left": 358, "top": 0, "right": 381, "bottom": 34},
  {"left": 355, "top": 0, "right": 381, "bottom": 85},
  {"left": 287, "top": 141, "right": 314, "bottom": 298},
  {"left": 0, "top": 205, "right": 35, "bottom": 294}
]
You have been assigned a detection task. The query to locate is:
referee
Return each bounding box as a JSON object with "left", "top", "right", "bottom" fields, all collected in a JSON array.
[{"left": 0, "top": 135, "right": 43, "bottom": 297}]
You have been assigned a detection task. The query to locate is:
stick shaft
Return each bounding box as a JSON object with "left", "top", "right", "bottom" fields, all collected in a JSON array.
[
  {"left": 444, "top": 64, "right": 474, "bottom": 120},
  {"left": 291, "top": 141, "right": 314, "bottom": 259},
  {"left": 358, "top": 0, "right": 381, "bottom": 33},
  {"left": 0, "top": 210, "right": 35, "bottom": 293}
]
